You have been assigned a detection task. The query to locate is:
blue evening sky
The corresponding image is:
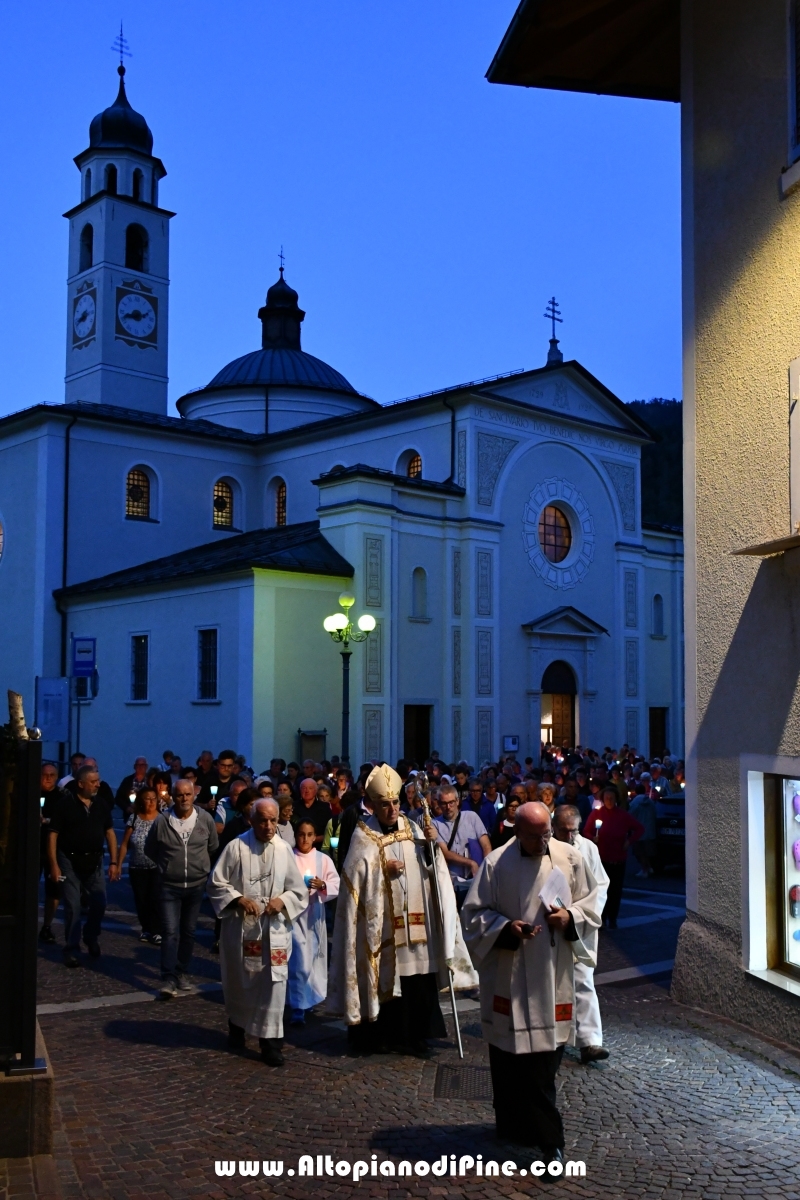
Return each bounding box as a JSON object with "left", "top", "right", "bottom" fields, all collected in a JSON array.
[{"left": 0, "top": 2, "right": 681, "bottom": 417}]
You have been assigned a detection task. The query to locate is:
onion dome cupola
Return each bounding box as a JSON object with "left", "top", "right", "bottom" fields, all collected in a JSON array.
[
  {"left": 177, "top": 270, "right": 379, "bottom": 434},
  {"left": 258, "top": 267, "right": 305, "bottom": 350},
  {"left": 89, "top": 65, "right": 154, "bottom": 154}
]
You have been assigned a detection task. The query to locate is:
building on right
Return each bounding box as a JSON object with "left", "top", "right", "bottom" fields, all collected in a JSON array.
[{"left": 488, "top": 1, "right": 800, "bottom": 1042}]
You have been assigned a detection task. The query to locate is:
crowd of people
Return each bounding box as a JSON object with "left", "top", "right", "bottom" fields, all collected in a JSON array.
[{"left": 38, "top": 741, "right": 685, "bottom": 1166}]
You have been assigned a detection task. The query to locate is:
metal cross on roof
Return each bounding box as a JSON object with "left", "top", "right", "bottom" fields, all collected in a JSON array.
[
  {"left": 279, "top": 246, "right": 285, "bottom": 274},
  {"left": 111, "top": 22, "right": 132, "bottom": 68},
  {"left": 544, "top": 296, "right": 563, "bottom": 340}
]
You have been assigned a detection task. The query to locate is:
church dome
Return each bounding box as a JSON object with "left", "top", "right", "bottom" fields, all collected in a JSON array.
[
  {"left": 89, "top": 67, "right": 153, "bottom": 155},
  {"left": 207, "top": 347, "right": 359, "bottom": 395},
  {"left": 176, "top": 270, "right": 378, "bottom": 433}
]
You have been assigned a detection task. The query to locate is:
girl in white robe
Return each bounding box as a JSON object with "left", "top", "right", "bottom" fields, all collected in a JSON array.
[{"left": 289, "top": 820, "right": 340, "bottom": 1023}]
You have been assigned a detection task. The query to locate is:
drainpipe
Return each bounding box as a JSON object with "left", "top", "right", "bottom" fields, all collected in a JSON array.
[
  {"left": 55, "top": 414, "right": 77, "bottom": 765},
  {"left": 58, "top": 415, "right": 78, "bottom": 675},
  {"left": 442, "top": 397, "right": 456, "bottom": 484}
]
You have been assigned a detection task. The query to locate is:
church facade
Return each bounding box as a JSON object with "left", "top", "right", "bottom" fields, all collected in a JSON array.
[{"left": 0, "top": 70, "right": 683, "bottom": 781}]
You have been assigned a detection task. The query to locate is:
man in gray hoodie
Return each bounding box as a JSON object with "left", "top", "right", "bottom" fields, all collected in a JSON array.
[{"left": 145, "top": 778, "right": 218, "bottom": 998}]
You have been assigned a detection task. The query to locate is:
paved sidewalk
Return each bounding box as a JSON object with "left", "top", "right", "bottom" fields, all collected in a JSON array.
[
  {"left": 11, "top": 879, "right": 799, "bottom": 1198},
  {"left": 28, "top": 977, "right": 800, "bottom": 1199}
]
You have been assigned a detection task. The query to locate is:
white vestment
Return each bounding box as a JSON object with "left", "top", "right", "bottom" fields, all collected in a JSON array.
[
  {"left": 207, "top": 831, "right": 308, "bottom": 1038},
  {"left": 461, "top": 839, "right": 601, "bottom": 1053},
  {"left": 571, "top": 833, "right": 609, "bottom": 1047},
  {"left": 328, "top": 813, "right": 477, "bottom": 1025},
  {"left": 288, "top": 848, "right": 339, "bottom": 1011}
]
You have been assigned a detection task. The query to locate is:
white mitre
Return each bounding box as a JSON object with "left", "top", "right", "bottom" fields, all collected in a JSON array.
[{"left": 364, "top": 763, "right": 403, "bottom": 804}]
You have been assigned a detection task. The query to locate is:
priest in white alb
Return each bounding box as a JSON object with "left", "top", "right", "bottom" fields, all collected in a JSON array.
[
  {"left": 329, "top": 764, "right": 477, "bottom": 1057},
  {"left": 461, "top": 801, "right": 601, "bottom": 1164},
  {"left": 207, "top": 798, "right": 307, "bottom": 1067}
]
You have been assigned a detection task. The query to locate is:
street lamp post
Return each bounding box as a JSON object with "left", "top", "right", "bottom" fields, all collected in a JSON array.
[{"left": 323, "top": 592, "right": 376, "bottom": 765}]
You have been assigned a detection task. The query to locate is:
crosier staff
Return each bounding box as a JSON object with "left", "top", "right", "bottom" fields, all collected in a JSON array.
[{"left": 415, "top": 771, "right": 464, "bottom": 1059}]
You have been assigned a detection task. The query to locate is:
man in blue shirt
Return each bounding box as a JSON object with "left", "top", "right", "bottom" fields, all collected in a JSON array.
[{"left": 463, "top": 777, "right": 498, "bottom": 835}]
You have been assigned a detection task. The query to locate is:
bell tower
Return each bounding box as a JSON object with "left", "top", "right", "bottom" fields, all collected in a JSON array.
[{"left": 64, "top": 66, "right": 172, "bottom": 414}]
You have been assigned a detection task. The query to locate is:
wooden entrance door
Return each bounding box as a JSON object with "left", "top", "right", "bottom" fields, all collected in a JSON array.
[{"left": 551, "top": 693, "right": 575, "bottom": 747}]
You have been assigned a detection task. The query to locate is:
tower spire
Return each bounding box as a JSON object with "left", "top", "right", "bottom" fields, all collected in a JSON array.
[{"left": 544, "top": 295, "right": 563, "bottom": 364}]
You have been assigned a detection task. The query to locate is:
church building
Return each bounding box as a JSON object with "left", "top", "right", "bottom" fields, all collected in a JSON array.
[{"left": 0, "top": 68, "right": 683, "bottom": 781}]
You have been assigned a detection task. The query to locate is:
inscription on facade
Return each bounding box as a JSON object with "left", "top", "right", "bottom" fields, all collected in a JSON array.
[{"left": 474, "top": 406, "right": 638, "bottom": 456}]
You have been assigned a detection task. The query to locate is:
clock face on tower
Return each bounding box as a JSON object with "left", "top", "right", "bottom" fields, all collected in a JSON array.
[
  {"left": 115, "top": 284, "right": 158, "bottom": 347},
  {"left": 72, "top": 288, "right": 96, "bottom": 346}
]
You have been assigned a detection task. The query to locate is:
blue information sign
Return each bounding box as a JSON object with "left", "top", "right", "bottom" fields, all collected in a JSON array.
[{"left": 71, "top": 636, "right": 96, "bottom": 678}]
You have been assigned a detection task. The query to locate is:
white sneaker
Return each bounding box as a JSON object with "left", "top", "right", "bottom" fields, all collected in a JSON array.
[
  {"left": 176, "top": 975, "right": 193, "bottom": 992},
  {"left": 634, "top": 870, "right": 649, "bottom": 878},
  {"left": 159, "top": 980, "right": 178, "bottom": 1000}
]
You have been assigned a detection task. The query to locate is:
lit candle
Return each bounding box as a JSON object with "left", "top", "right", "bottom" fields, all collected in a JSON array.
[{"left": 330, "top": 836, "right": 339, "bottom": 849}]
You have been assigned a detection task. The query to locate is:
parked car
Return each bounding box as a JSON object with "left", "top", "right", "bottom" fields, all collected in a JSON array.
[{"left": 654, "top": 792, "right": 685, "bottom": 870}]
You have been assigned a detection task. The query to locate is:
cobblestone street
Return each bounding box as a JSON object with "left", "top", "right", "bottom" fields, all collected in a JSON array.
[{"left": 3, "top": 877, "right": 800, "bottom": 1199}]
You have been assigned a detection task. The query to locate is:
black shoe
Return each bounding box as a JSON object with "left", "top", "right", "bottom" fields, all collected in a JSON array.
[
  {"left": 259, "top": 1038, "right": 284, "bottom": 1067},
  {"left": 542, "top": 1147, "right": 564, "bottom": 1173},
  {"left": 39, "top": 925, "right": 56, "bottom": 944},
  {"left": 63, "top": 952, "right": 81, "bottom": 968},
  {"left": 83, "top": 937, "right": 101, "bottom": 958},
  {"left": 580, "top": 1045, "right": 609, "bottom": 1064},
  {"left": 228, "top": 1021, "right": 246, "bottom": 1051}
]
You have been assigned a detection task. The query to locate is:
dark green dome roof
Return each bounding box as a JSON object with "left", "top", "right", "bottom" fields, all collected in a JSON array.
[{"left": 89, "top": 67, "right": 153, "bottom": 155}]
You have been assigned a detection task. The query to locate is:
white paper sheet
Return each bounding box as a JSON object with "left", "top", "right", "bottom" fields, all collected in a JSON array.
[{"left": 538, "top": 864, "right": 570, "bottom": 912}]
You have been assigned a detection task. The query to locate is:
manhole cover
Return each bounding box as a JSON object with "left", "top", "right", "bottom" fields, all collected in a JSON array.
[{"left": 434, "top": 1064, "right": 493, "bottom": 1101}]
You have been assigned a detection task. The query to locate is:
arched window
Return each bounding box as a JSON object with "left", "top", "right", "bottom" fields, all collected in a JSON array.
[
  {"left": 407, "top": 453, "right": 422, "bottom": 479},
  {"left": 151, "top": 175, "right": 158, "bottom": 206},
  {"left": 79, "top": 224, "right": 93, "bottom": 272},
  {"left": 412, "top": 567, "right": 428, "bottom": 618},
  {"left": 125, "top": 224, "right": 149, "bottom": 272},
  {"left": 132, "top": 169, "right": 143, "bottom": 202},
  {"left": 126, "top": 468, "right": 151, "bottom": 519},
  {"left": 275, "top": 480, "right": 287, "bottom": 527},
  {"left": 652, "top": 593, "right": 665, "bottom": 637},
  {"left": 213, "top": 480, "right": 234, "bottom": 528},
  {"left": 105, "top": 164, "right": 117, "bottom": 195},
  {"left": 84, "top": 168, "right": 92, "bottom": 201},
  {"left": 538, "top": 505, "right": 572, "bottom": 563},
  {"left": 0, "top": 519, "right": 5, "bottom": 563}
]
